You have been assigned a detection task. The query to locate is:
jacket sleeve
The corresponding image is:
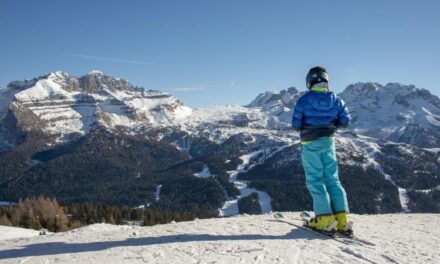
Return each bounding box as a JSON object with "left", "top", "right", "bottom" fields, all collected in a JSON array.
[
  {"left": 337, "top": 98, "right": 350, "bottom": 128},
  {"left": 292, "top": 99, "right": 304, "bottom": 130}
]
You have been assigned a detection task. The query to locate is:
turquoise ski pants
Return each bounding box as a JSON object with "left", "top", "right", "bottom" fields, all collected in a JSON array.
[{"left": 301, "top": 137, "right": 349, "bottom": 216}]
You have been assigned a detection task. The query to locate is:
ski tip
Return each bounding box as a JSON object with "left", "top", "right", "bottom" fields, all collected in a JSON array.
[
  {"left": 300, "top": 211, "right": 312, "bottom": 219},
  {"left": 274, "top": 212, "right": 284, "bottom": 219}
]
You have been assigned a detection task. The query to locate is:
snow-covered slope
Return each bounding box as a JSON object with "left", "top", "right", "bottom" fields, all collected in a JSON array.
[
  {"left": 0, "top": 213, "right": 439, "bottom": 263},
  {"left": 180, "top": 104, "right": 292, "bottom": 143},
  {"left": 0, "top": 225, "right": 40, "bottom": 241}
]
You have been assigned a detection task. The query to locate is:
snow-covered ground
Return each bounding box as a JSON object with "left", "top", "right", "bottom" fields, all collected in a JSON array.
[
  {"left": 424, "top": 148, "right": 440, "bottom": 154},
  {"left": 0, "top": 225, "right": 40, "bottom": 241},
  {"left": 155, "top": 185, "right": 163, "bottom": 201},
  {"left": 384, "top": 174, "right": 411, "bottom": 213},
  {"left": 193, "top": 165, "right": 212, "bottom": 178},
  {"left": 0, "top": 213, "right": 439, "bottom": 263}
]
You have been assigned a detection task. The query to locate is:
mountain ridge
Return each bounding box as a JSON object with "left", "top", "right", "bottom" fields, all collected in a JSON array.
[
  {"left": 1, "top": 71, "right": 439, "bottom": 216},
  {"left": 0, "top": 70, "right": 192, "bottom": 147}
]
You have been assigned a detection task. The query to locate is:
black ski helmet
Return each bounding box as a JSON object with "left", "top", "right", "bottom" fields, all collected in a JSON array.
[{"left": 306, "top": 66, "right": 329, "bottom": 89}]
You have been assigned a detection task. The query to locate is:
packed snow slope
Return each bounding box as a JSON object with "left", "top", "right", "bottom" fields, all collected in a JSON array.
[
  {"left": 0, "top": 225, "right": 40, "bottom": 241},
  {"left": 0, "top": 213, "right": 439, "bottom": 264}
]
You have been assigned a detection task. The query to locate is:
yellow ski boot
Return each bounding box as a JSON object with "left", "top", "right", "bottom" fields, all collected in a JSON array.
[
  {"left": 335, "top": 212, "right": 353, "bottom": 236},
  {"left": 305, "top": 215, "right": 337, "bottom": 233}
]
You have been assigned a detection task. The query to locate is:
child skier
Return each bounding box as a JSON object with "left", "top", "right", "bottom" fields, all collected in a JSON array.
[{"left": 292, "top": 66, "right": 352, "bottom": 235}]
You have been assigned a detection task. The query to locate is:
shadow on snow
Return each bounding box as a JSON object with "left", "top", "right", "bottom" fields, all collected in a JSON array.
[{"left": 0, "top": 223, "right": 331, "bottom": 260}]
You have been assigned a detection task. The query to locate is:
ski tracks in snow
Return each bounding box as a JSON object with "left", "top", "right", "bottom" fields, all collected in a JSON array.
[
  {"left": 219, "top": 150, "right": 273, "bottom": 216},
  {"left": 1, "top": 213, "right": 439, "bottom": 264},
  {"left": 220, "top": 144, "right": 295, "bottom": 217}
]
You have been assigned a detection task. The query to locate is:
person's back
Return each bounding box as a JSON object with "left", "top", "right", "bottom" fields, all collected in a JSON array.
[
  {"left": 292, "top": 72, "right": 350, "bottom": 142},
  {"left": 292, "top": 66, "right": 353, "bottom": 235}
]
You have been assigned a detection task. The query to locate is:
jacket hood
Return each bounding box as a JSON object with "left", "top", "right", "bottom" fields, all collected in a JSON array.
[{"left": 306, "top": 91, "right": 337, "bottom": 111}]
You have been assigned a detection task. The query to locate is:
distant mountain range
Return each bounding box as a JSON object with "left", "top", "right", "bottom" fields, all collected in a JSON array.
[{"left": 1, "top": 71, "right": 439, "bottom": 216}]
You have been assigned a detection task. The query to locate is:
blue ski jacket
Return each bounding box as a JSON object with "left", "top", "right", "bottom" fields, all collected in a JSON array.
[{"left": 292, "top": 87, "right": 350, "bottom": 142}]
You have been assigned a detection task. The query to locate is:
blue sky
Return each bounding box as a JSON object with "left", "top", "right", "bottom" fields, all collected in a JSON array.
[{"left": 1, "top": 0, "right": 439, "bottom": 107}]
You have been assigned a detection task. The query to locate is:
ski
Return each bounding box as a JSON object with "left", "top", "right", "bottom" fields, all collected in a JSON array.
[
  {"left": 300, "top": 211, "right": 341, "bottom": 233},
  {"left": 274, "top": 212, "right": 336, "bottom": 239},
  {"left": 337, "top": 230, "right": 374, "bottom": 246},
  {"left": 299, "top": 211, "right": 374, "bottom": 245},
  {"left": 274, "top": 212, "right": 375, "bottom": 246},
  {"left": 300, "top": 211, "right": 353, "bottom": 235}
]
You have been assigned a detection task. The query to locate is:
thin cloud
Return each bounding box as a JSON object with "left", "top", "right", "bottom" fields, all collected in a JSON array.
[
  {"left": 70, "top": 54, "right": 152, "bottom": 65},
  {"left": 170, "top": 81, "right": 235, "bottom": 93},
  {"left": 173, "top": 87, "right": 206, "bottom": 92}
]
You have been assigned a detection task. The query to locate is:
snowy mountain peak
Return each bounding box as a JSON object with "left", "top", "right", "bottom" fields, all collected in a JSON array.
[
  {"left": 242, "top": 82, "right": 440, "bottom": 147},
  {"left": 342, "top": 82, "right": 438, "bottom": 102},
  {"left": 50, "top": 71, "right": 73, "bottom": 78},
  {"left": 343, "top": 82, "right": 382, "bottom": 98},
  {"left": 88, "top": 70, "right": 105, "bottom": 75},
  {"left": 243, "top": 87, "right": 301, "bottom": 126},
  {"left": 339, "top": 82, "right": 440, "bottom": 147},
  {"left": 247, "top": 87, "right": 299, "bottom": 109},
  {"left": 0, "top": 71, "right": 192, "bottom": 145}
]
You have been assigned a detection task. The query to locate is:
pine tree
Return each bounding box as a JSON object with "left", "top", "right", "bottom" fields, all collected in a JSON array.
[{"left": 0, "top": 215, "right": 12, "bottom": 226}]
